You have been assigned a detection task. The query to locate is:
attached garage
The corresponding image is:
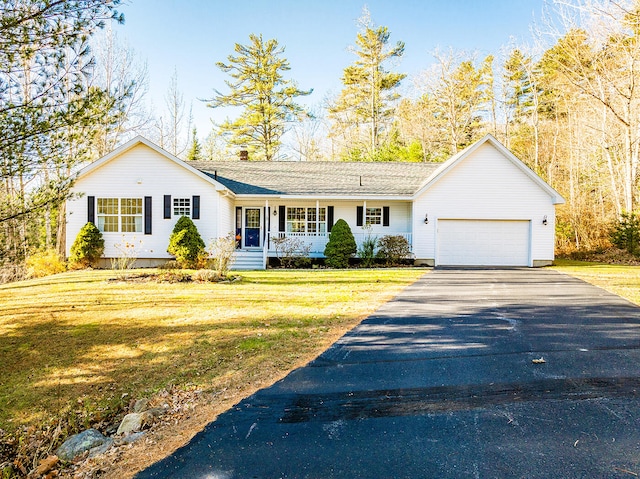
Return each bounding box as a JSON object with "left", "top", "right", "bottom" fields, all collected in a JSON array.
[{"left": 436, "top": 219, "right": 531, "bottom": 267}]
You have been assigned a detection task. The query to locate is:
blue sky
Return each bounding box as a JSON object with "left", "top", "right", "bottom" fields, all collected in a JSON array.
[{"left": 116, "top": 0, "right": 550, "bottom": 136}]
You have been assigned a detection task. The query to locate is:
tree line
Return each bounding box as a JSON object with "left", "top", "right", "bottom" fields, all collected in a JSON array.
[{"left": 1, "top": 0, "right": 638, "bottom": 281}]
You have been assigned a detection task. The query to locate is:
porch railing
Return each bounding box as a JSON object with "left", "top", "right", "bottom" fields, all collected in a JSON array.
[{"left": 266, "top": 231, "right": 413, "bottom": 256}]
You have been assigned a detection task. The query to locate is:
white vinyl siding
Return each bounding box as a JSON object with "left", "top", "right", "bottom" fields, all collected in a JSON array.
[
  {"left": 413, "top": 142, "right": 557, "bottom": 265},
  {"left": 67, "top": 143, "right": 224, "bottom": 260}
]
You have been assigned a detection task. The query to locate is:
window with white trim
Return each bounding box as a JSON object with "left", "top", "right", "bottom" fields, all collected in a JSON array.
[
  {"left": 173, "top": 197, "right": 191, "bottom": 217},
  {"left": 365, "top": 207, "right": 382, "bottom": 225},
  {"left": 97, "top": 198, "right": 142, "bottom": 233},
  {"left": 286, "top": 207, "right": 326, "bottom": 234}
]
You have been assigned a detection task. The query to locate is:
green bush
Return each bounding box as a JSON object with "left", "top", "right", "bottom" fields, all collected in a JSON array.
[
  {"left": 69, "top": 222, "right": 105, "bottom": 268},
  {"left": 610, "top": 211, "right": 640, "bottom": 256},
  {"left": 167, "top": 216, "right": 206, "bottom": 268},
  {"left": 376, "top": 235, "right": 412, "bottom": 265},
  {"left": 26, "top": 249, "right": 67, "bottom": 278},
  {"left": 358, "top": 228, "right": 378, "bottom": 267},
  {"left": 323, "top": 219, "right": 357, "bottom": 268}
]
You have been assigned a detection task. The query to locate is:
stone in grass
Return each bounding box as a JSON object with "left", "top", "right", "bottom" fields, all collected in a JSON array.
[
  {"left": 116, "top": 413, "right": 144, "bottom": 435},
  {"left": 117, "top": 407, "right": 168, "bottom": 435},
  {"left": 114, "top": 431, "right": 146, "bottom": 446},
  {"left": 56, "top": 429, "right": 111, "bottom": 462}
]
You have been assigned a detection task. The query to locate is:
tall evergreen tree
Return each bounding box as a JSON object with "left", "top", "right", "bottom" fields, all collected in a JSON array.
[
  {"left": 207, "top": 34, "right": 311, "bottom": 161},
  {"left": 329, "top": 8, "right": 405, "bottom": 158}
]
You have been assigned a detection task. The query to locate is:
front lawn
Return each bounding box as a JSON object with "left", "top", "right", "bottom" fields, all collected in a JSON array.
[
  {"left": 552, "top": 258, "right": 640, "bottom": 305},
  {"left": 0, "top": 268, "right": 425, "bottom": 438}
]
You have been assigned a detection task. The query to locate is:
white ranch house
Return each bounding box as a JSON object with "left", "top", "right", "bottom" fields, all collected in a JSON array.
[{"left": 65, "top": 134, "right": 564, "bottom": 269}]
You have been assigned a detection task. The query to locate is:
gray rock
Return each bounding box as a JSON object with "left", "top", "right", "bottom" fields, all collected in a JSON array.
[
  {"left": 88, "top": 438, "right": 114, "bottom": 457},
  {"left": 114, "top": 431, "right": 146, "bottom": 446},
  {"left": 116, "top": 413, "right": 144, "bottom": 435},
  {"left": 133, "top": 398, "right": 150, "bottom": 413},
  {"left": 56, "top": 429, "right": 110, "bottom": 462}
]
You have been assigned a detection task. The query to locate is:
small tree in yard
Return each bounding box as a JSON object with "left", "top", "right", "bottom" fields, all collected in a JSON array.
[
  {"left": 610, "top": 212, "right": 640, "bottom": 256},
  {"left": 209, "top": 233, "right": 237, "bottom": 276},
  {"left": 167, "top": 216, "right": 206, "bottom": 268},
  {"left": 70, "top": 223, "right": 105, "bottom": 268},
  {"left": 323, "top": 219, "right": 357, "bottom": 268}
]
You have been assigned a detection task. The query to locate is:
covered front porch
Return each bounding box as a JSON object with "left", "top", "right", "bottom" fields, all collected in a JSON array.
[{"left": 231, "top": 199, "right": 414, "bottom": 269}]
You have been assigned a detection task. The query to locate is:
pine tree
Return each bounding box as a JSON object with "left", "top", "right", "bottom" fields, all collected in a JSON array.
[
  {"left": 186, "top": 127, "right": 203, "bottom": 161},
  {"left": 207, "top": 34, "right": 312, "bottom": 161},
  {"left": 329, "top": 8, "right": 405, "bottom": 158}
]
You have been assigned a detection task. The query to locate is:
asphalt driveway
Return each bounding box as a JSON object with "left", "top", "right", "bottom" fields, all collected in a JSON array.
[{"left": 136, "top": 269, "right": 640, "bottom": 478}]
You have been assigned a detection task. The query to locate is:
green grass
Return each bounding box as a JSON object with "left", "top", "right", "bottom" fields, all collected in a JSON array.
[
  {"left": 0, "top": 268, "right": 426, "bottom": 434},
  {"left": 552, "top": 258, "right": 640, "bottom": 305}
]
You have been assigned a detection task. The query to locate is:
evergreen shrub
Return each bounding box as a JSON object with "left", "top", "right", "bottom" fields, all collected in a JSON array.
[
  {"left": 69, "top": 222, "right": 105, "bottom": 268},
  {"left": 167, "top": 216, "right": 206, "bottom": 268},
  {"left": 323, "top": 219, "right": 357, "bottom": 268},
  {"left": 610, "top": 211, "right": 640, "bottom": 255}
]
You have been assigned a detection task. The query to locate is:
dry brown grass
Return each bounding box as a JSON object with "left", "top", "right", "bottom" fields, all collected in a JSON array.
[{"left": 0, "top": 267, "right": 426, "bottom": 475}]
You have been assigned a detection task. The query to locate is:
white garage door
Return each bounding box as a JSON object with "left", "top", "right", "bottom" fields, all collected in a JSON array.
[{"left": 437, "top": 220, "right": 530, "bottom": 266}]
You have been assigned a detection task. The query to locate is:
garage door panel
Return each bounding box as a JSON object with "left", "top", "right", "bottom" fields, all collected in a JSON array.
[{"left": 437, "top": 220, "right": 530, "bottom": 266}]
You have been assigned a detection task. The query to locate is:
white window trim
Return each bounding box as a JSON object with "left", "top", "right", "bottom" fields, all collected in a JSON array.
[
  {"left": 173, "top": 197, "right": 191, "bottom": 217},
  {"left": 286, "top": 206, "right": 327, "bottom": 235},
  {"left": 365, "top": 207, "right": 382, "bottom": 226},
  {"left": 97, "top": 197, "right": 143, "bottom": 233}
]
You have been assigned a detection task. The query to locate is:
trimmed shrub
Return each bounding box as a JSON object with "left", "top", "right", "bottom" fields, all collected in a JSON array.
[
  {"left": 167, "top": 216, "right": 206, "bottom": 268},
  {"left": 376, "top": 235, "right": 412, "bottom": 265},
  {"left": 70, "top": 222, "right": 105, "bottom": 268},
  {"left": 323, "top": 219, "right": 357, "bottom": 268},
  {"left": 26, "top": 249, "right": 67, "bottom": 278},
  {"left": 610, "top": 211, "right": 640, "bottom": 256}
]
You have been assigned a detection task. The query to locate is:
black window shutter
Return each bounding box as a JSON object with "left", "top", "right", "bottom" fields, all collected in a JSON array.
[
  {"left": 192, "top": 195, "right": 200, "bottom": 219},
  {"left": 327, "top": 206, "right": 334, "bottom": 232},
  {"left": 356, "top": 206, "right": 363, "bottom": 227},
  {"left": 164, "top": 195, "right": 171, "bottom": 219},
  {"left": 383, "top": 206, "right": 390, "bottom": 227},
  {"left": 87, "top": 196, "right": 95, "bottom": 224},
  {"left": 144, "top": 196, "right": 152, "bottom": 235},
  {"left": 279, "top": 206, "right": 286, "bottom": 232}
]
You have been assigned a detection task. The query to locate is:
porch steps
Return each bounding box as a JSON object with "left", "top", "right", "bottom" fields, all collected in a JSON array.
[{"left": 231, "top": 250, "right": 265, "bottom": 270}]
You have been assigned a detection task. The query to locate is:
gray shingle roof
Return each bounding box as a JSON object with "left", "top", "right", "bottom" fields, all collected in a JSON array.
[{"left": 189, "top": 161, "right": 441, "bottom": 196}]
